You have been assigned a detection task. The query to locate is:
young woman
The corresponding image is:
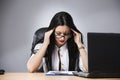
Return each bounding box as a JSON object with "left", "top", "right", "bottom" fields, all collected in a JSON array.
[{"left": 27, "top": 11, "right": 88, "bottom": 73}]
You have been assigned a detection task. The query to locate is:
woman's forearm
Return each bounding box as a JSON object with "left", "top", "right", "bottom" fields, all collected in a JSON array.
[
  {"left": 27, "top": 43, "right": 48, "bottom": 73},
  {"left": 77, "top": 43, "right": 88, "bottom": 72},
  {"left": 27, "top": 29, "right": 54, "bottom": 72}
]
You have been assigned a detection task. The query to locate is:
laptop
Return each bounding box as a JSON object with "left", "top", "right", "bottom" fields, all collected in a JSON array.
[{"left": 73, "top": 32, "right": 120, "bottom": 78}]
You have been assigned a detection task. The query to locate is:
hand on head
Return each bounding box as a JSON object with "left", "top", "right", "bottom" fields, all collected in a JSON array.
[
  {"left": 71, "top": 29, "right": 82, "bottom": 44},
  {"left": 44, "top": 29, "right": 54, "bottom": 45}
]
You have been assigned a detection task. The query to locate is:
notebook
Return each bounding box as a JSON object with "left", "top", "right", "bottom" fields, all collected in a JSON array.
[{"left": 73, "top": 32, "right": 120, "bottom": 78}]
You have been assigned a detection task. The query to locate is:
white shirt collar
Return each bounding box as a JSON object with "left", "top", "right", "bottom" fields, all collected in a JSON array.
[{"left": 55, "top": 43, "right": 68, "bottom": 51}]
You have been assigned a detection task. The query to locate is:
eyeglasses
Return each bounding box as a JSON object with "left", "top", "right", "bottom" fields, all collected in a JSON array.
[{"left": 55, "top": 32, "right": 71, "bottom": 38}]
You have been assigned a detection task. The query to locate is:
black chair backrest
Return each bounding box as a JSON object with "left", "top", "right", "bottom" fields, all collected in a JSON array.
[{"left": 31, "top": 27, "right": 48, "bottom": 54}]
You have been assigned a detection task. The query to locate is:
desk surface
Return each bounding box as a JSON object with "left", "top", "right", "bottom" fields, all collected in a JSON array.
[{"left": 0, "top": 73, "right": 120, "bottom": 80}]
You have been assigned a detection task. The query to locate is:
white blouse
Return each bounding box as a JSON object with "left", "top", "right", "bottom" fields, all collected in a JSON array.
[{"left": 33, "top": 43, "right": 86, "bottom": 72}]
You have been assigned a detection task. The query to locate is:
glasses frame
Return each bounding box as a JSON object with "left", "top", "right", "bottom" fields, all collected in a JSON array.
[{"left": 55, "top": 32, "right": 71, "bottom": 39}]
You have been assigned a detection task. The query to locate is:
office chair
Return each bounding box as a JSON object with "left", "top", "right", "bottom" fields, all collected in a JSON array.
[{"left": 31, "top": 27, "right": 48, "bottom": 55}]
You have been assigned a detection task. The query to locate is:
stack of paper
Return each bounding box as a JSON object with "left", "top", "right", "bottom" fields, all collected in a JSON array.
[{"left": 45, "top": 71, "right": 74, "bottom": 76}]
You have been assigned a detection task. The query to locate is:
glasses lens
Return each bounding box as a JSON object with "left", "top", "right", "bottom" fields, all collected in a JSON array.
[{"left": 55, "top": 32, "right": 70, "bottom": 38}]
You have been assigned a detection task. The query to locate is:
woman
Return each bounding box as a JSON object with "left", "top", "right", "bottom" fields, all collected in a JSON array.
[{"left": 27, "top": 11, "right": 88, "bottom": 73}]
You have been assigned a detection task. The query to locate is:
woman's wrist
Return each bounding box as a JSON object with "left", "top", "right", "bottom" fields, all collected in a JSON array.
[
  {"left": 43, "top": 41, "right": 49, "bottom": 46},
  {"left": 78, "top": 46, "right": 85, "bottom": 50},
  {"left": 77, "top": 42, "right": 85, "bottom": 50}
]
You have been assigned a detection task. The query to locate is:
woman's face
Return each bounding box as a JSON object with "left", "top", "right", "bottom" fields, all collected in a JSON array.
[{"left": 54, "top": 25, "right": 71, "bottom": 47}]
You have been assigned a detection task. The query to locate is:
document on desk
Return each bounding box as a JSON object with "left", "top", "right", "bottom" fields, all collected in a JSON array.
[{"left": 45, "top": 71, "right": 74, "bottom": 76}]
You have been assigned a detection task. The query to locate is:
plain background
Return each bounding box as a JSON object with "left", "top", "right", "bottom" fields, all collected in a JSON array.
[{"left": 0, "top": 0, "right": 120, "bottom": 72}]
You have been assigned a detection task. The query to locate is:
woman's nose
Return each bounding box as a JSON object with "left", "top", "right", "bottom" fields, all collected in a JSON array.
[{"left": 60, "top": 36, "right": 65, "bottom": 40}]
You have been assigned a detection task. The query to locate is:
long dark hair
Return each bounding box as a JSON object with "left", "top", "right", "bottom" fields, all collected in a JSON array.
[{"left": 46, "top": 11, "right": 84, "bottom": 71}]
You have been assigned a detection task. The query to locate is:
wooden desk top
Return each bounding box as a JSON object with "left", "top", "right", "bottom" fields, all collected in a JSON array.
[{"left": 0, "top": 73, "right": 120, "bottom": 80}]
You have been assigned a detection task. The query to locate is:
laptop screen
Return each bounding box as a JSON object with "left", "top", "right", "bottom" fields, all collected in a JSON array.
[{"left": 87, "top": 33, "right": 120, "bottom": 73}]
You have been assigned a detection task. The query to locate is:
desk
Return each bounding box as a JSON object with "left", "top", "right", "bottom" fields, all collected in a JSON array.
[{"left": 0, "top": 73, "right": 120, "bottom": 80}]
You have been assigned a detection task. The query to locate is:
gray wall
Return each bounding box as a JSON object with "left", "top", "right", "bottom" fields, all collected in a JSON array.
[{"left": 0, "top": 0, "right": 120, "bottom": 72}]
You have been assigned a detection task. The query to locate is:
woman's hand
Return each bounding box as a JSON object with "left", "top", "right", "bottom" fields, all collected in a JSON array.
[
  {"left": 72, "top": 29, "right": 88, "bottom": 72},
  {"left": 71, "top": 29, "right": 83, "bottom": 46},
  {"left": 43, "top": 29, "right": 54, "bottom": 45}
]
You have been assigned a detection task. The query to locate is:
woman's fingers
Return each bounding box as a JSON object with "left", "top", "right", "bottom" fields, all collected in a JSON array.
[
  {"left": 71, "top": 29, "right": 80, "bottom": 35},
  {"left": 71, "top": 29, "right": 82, "bottom": 44},
  {"left": 44, "top": 29, "right": 54, "bottom": 44}
]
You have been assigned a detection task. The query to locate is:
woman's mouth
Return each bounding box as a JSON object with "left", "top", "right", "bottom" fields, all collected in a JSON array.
[{"left": 59, "top": 40, "right": 65, "bottom": 43}]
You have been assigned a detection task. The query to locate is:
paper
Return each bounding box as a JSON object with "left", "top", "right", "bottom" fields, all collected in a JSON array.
[{"left": 45, "top": 71, "right": 74, "bottom": 76}]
